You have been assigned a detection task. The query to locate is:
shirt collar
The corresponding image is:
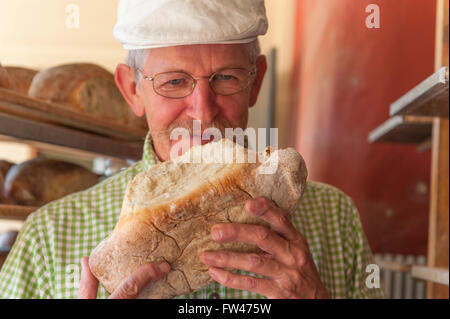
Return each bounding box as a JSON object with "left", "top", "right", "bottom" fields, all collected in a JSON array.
[{"left": 142, "top": 131, "right": 161, "bottom": 170}]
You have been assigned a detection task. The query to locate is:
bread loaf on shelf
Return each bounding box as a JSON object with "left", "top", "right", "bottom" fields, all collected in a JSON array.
[
  {"left": 89, "top": 139, "right": 308, "bottom": 298},
  {"left": 1, "top": 66, "right": 38, "bottom": 95},
  {"left": 28, "top": 63, "right": 147, "bottom": 128},
  {"left": 3, "top": 157, "right": 100, "bottom": 207},
  {"left": 0, "top": 64, "right": 10, "bottom": 89},
  {"left": 0, "top": 160, "right": 14, "bottom": 203}
]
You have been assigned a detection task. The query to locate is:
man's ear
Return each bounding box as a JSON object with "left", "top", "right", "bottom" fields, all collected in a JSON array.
[
  {"left": 115, "top": 63, "right": 145, "bottom": 117},
  {"left": 249, "top": 55, "right": 267, "bottom": 107}
]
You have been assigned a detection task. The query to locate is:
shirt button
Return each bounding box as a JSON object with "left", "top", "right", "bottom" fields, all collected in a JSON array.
[{"left": 209, "top": 292, "right": 220, "bottom": 299}]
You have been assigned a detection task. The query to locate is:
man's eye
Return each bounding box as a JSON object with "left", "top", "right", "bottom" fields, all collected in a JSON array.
[
  {"left": 167, "top": 79, "right": 184, "bottom": 85},
  {"left": 215, "top": 74, "right": 234, "bottom": 81}
]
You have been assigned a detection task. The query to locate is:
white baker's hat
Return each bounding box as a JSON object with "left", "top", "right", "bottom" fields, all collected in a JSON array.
[{"left": 113, "top": 0, "right": 268, "bottom": 50}]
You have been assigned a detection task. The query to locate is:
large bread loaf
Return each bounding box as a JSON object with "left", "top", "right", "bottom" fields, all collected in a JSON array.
[
  {"left": 89, "top": 139, "right": 308, "bottom": 298},
  {"left": 0, "top": 66, "right": 38, "bottom": 94},
  {"left": 0, "top": 64, "right": 10, "bottom": 89},
  {"left": 28, "top": 63, "right": 146, "bottom": 128},
  {"left": 3, "top": 157, "right": 99, "bottom": 206},
  {"left": 0, "top": 160, "right": 14, "bottom": 203}
]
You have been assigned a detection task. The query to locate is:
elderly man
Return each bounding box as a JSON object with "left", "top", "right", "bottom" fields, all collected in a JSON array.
[{"left": 0, "top": 0, "right": 384, "bottom": 299}]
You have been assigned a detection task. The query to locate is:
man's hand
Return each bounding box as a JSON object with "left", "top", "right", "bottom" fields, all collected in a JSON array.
[
  {"left": 77, "top": 256, "right": 170, "bottom": 299},
  {"left": 199, "top": 197, "right": 330, "bottom": 299}
]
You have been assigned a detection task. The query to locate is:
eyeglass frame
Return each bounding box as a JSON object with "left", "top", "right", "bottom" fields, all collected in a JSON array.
[{"left": 135, "top": 67, "right": 256, "bottom": 99}]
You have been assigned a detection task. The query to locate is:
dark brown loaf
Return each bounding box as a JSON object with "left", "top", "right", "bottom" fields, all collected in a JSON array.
[
  {"left": 0, "top": 160, "right": 13, "bottom": 183},
  {"left": 28, "top": 63, "right": 147, "bottom": 128},
  {"left": 2, "top": 66, "right": 38, "bottom": 95},
  {"left": 3, "top": 157, "right": 99, "bottom": 206},
  {"left": 89, "top": 139, "right": 308, "bottom": 298},
  {"left": 0, "top": 160, "right": 14, "bottom": 203},
  {"left": 0, "top": 64, "right": 10, "bottom": 89}
]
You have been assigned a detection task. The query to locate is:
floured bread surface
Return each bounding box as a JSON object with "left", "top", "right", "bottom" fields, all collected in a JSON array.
[{"left": 89, "top": 139, "right": 308, "bottom": 298}]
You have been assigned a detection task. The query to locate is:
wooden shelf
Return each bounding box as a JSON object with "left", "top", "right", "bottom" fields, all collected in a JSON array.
[
  {"left": 368, "top": 115, "right": 433, "bottom": 144},
  {"left": 416, "top": 138, "right": 432, "bottom": 152},
  {"left": 374, "top": 260, "right": 449, "bottom": 286},
  {"left": 0, "top": 111, "right": 143, "bottom": 160},
  {"left": 374, "top": 259, "right": 414, "bottom": 272},
  {"left": 0, "top": 87, "right": 147, "bottom": 141},
  {"left": 411, "top": 266, "right": 449, "bottom": 286},
  {"left": 390, "top": 67, "right": 449, "bottom": 118},
  {"left": 0, "top": 204, "right": 37, "bottom": 221}
]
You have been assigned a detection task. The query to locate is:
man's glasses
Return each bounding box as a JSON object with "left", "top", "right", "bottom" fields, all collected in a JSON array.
[{"left": 136, "top": 67, "right": 256, "bottom": 99}]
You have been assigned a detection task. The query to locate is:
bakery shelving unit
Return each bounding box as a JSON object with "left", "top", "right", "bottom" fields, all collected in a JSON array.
[
  {"left": 0, "top": 204, "right": 37, "bottom": 221},
  {"left": 368, "top": 66, "right": 449, "bottom": 298},
  {"left": 0, "top": 89, "right": 146, "bottom": 221},
  {"left": 368, "top": 0, "right": 449, "bottom": 298},
  {"left": 0, "top": 111, "right": 144, "bottom": 160},
  {"left": 368, "top": 67, "right": 448, "bottom": 147}
]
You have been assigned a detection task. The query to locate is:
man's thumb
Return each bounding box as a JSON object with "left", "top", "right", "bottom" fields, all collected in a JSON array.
[{"left": 77, "top": 256, "right": 99, "bottom": 299}]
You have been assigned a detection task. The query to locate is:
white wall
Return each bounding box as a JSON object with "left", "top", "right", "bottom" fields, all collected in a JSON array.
[{"left": 0, "top": 0, "right": 124, "bottom": 71}]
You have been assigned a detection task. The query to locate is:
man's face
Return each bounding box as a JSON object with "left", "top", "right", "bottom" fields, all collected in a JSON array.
[{"left": 119, "top": 44, "right": 266, "bottom": 161}]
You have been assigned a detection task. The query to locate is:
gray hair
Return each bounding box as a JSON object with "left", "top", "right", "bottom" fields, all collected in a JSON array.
[
  {"left": 125, "top": 49, "right": 149, "bottom": 85},
  {"left": 126, "top": 39, "right": 261, "bottom": 85},
  {"left": 244, "top": 39, "right": 261, "bottom": 65}
]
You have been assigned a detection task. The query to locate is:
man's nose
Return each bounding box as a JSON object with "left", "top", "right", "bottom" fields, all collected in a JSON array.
[{"left": 185, "top": 78, "right": 218, "bottom": 123}]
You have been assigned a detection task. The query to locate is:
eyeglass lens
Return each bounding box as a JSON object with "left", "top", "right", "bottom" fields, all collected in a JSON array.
[{"left": 153, "top": 69, "right": 252, "bottom": 98}]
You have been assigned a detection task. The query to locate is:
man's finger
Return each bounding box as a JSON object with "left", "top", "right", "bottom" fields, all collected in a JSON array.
[
  {"left": 78, "top": 256, "right": 99, "bottom": 299},
  {"left": 199, "top": 250, "right": 288, "bottom": 280},
  {"left": 207, "top": 266, "right": 278, "bottom": 298},
  {"left": 245, "top": 197, "right": 300, "bottom": 242},
  {"left": 109, "top": 262, "right": 170, "bottom": 299},
  {"left": 211, "top": 223, "right": 305, "bottom": 267}
]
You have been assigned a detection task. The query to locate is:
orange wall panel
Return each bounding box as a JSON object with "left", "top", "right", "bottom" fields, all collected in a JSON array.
[{"left": 292, "top": 0, "right": 436, "bottom": 254}]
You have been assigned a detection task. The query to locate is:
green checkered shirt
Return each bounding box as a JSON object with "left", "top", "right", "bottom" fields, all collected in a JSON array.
[{"left": 0, "top": 133, "right": 384, "bottom": 299}]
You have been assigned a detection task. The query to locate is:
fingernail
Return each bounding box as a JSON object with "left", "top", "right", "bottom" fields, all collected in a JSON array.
[
  {"left": 211, "top": 226, "right": 222, "bottom": 241},
  {"left": 158, "top": 262, "right": 170, "bottom": 273}
]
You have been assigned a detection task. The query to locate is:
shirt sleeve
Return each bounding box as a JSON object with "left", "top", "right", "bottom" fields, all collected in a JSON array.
[
  {"left": 0, "top": 213, "right": 53, "bottom": 298},
  {"left": 340, "top": 196, "right": 385, "bottom": 299}
]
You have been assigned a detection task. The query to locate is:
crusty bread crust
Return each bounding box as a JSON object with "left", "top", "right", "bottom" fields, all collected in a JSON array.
[
  {"left": 0, "top": 160, "right": 14, "bottom": 203},
  {"left": 28, "top": 63, "right": 146, "bottom": 128},
  {"left": 2, "top": 66, "right": 37, "bottom": 94},
  {"left": 0, "top": 64, "right": 10, "bottom": 89},
  {"left": 89, "top": 140, "right": 307, "bottom": 298},
  {"left": 28, "top": 63, "right": 111, "bottom": 104},
  {"left": 3, "top": 158, "right": 99, "bottom": 206}
]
